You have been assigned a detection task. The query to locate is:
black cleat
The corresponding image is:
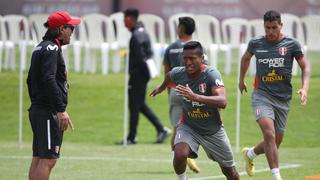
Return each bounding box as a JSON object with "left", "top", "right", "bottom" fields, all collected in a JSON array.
[
  {"left": 115, "top": 139, "right": 137, "bottom": 145},
  {"left": 156, "top": 127, "right": 171, "bottom": 144}
]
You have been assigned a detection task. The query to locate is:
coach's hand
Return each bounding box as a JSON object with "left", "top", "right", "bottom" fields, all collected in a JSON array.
[
  {"left": 238, "top": 81, "right": 247, "bottom": 94},
  {"left": 297, "top": 88, "right": 308, "bottom": 105},
  {"left": 57, "top": 111, "right": 74, "bottom": 131}
]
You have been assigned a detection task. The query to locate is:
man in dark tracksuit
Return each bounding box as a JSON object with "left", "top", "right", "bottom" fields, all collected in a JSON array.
[
  {"left": 122, "top": 8, "right": 170, "bottom": 144},
  {"left": 27, "top": 11, "right": 80, "bottom": 180}
]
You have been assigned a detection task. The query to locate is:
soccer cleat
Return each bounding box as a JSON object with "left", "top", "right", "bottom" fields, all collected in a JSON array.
[
  {"left": 187, "top": 158, "right": 200, "bottom": 173},
  {"left": 242, "top": 147, "right": 255, "bottom": 176},
  {"left": 115, "top": 139, "right": 137, "bottom": 145},
  {"left": 275, "top": 176, "right": 283, "bottom": 180},
  {"left": 156, "top": 127, "right": 172, "bottom": 144}
]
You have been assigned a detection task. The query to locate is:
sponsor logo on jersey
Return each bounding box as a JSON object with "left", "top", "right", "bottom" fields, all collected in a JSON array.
[
  {"left": 261, "top": 69, "right": 284, "bottom": 83},
  {"left": 46, "top": 44, "right": 59, "bottom": 51},
  {"left": 33, "top": 46, "right": 42, "bottom": 52},
  {"left": 215, "top": 79, "right": 224, "bottom": 86},
  {"left": 198, "top": 83, "right": 206, "bottom": 93},
  {"left": 137, "top": 27, "right": 144, "bottom": 32},
  {"left": 256, "top": 50, "right": 268, "bottom": 53},
  {"left": 279, "top": 47, "right": 287, "bottom": 56},
  {"left": 187, "top": 108, "right": 210, "bottom": 119},
  {"left": 169, "top": 48, "right": 183, "bottom": 54},
  {"left": 183, "top": 97, "right": 205, "bottom": 107},
  {"left": 258, "top": 58, "right": 284, "bottom": 68}
]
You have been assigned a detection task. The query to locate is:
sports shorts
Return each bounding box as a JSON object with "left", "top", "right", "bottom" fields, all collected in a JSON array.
[
  {"left": 29, "top": 106, "right": 63, "bottom": 159},
  {"left": 252, "top": 89, "right": 290, "bottom": 134},
  {"left": 174, "top": 123, "right": 235, "bottom": 167}
]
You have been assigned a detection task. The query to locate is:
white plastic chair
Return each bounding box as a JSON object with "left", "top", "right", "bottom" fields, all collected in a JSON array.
[
  {"left": 221, "top": 17, "right": 250, "bottom": 75},
  {"left": 3, "top": 15, "right": 29, "bottom": 71},
  {"left": 82, "top": 13, "right": 114, "bottom": 75},
  {"left": 71, "top": 17, "right": 87, "bottom": 73},
  {"left": 248, "top": 19, "right": 265, "bottom": 76},
  {"left": 0, "top": 15, "right": 5, "bottom": 72},
  {"left": 168, "top": 13, "right": 196, "bottom": 43},
  {"left": 281, "top": 13, "right": 305, "bottom": 76},
  {"left": 195, "top": 14, "right": 221, "bottom": 68},
  {"left": 139, "top": 14, "right": 166, "bottom": 73},
  {"left": 109, "top": 12, "right": 131, "bottom": 73},
  {"left": 29, "top": 14, "right": 48, "bottom": 46},
  {"left": 301, "top": 15, "right": 320, "bottom": 52}
]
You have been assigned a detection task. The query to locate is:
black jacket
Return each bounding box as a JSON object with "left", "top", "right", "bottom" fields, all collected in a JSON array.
[
  {"left": 128, "top": 22, "right": 153, "bottom": 77},
  {"left": 27, "top": 37, "right": 68, "bottom": 112}
]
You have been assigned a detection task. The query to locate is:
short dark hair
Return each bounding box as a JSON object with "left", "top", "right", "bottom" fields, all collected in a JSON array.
[
  {"left": 124, "top": 8, "right": 139, "bottom": 21},
  {"left": 183, "top": 41, "right": 203, "bottom": 56},
  {"left": 178, "top": 17, "right": 195, "bottom": 35},
  {"left": 264, "top": 10, "right": 281, "bottom": 23}
]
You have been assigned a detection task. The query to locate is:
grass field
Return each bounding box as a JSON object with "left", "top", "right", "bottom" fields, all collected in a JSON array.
[{"left": 0, "top": 50, "right": 319, "bottom": 179}]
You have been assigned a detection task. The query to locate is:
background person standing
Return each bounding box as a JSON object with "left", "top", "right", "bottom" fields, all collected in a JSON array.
[{"left": 121, "top": 8, "right": 170, "bottom": 145}]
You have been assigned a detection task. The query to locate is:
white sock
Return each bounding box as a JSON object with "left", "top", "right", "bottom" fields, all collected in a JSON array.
[
  {"left": 271, "top": 168, "right": 280, "bottom": 180},
  {"left": 177, "top": 171, "right": 187, "bottom": 180},
  {"left": 247, "top": 147, "right": 257, "bottom": 159}
]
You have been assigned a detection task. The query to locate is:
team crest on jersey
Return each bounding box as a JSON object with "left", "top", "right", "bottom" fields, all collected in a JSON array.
[
  {"left": 198, "top": 83, "right": 206, "bottom": 93},
  {"left": 279, "top": 47, "right": 287, "bottom": 56}
]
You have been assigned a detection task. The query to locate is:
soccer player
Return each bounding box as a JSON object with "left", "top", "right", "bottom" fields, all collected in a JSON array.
[
  {"left": 151, "top": 41, "right": 240, "bottom": 180},
  {"left": 120, "top": 8, "right": 170, "bottom": 145},
  {"left": 27, "top": 11, "right": 80, "bottom": 180},
  {"left": 163, "top": 16, "right": 200, "bottom": 173},
  {"left": 238, "top": 10, "right": 310, "bottom": 180}
]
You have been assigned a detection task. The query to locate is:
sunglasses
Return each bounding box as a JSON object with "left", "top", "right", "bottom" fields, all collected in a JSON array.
[{"left": 64, "top": 24, "right": 75, "bottom": 32}]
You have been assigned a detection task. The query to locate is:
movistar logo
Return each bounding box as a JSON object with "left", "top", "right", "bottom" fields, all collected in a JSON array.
[
  {"left": 46, "top": 44, "right": 58, "bottom": 51},
  {"left": 215, "top": 79, "right": 224, "bottom": 86}
]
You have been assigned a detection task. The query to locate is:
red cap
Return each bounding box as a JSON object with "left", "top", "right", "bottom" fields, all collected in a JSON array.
[{"left": 47, "top": 11, "right": 80, "bottom": 29}]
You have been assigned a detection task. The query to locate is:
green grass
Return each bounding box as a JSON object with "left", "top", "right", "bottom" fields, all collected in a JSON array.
[
  {"left": 0, "top": 143, "right": 319, "bottom": 180},
  {"left": 0, "top": 50, "right": 319, "bottom": 179}
]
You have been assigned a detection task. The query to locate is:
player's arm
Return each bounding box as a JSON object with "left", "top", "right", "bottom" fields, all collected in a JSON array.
[
  {"left": 238, "top": 51, "right": 253, "bottom": 94},
  {"left": 163, "top": 64, "right": 171, "bottom": 95},
  {"left": 296, "top": 55, "right": 310, "bottom": 105},
  {"left": 175, "top": 85, "right": 227, "bottom": 109},
  {"left": 150, "top": 72, "right": 172, "bottom": 97}
]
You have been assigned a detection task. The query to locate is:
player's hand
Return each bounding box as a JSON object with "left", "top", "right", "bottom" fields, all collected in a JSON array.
[
  {"left": 238, "top": 81, "right": 247, "bottom": 94},
  {"left": 297, "top": 88, "right": 308, "bottom": 105},
  {"left": 150, "top": 87, "right": 163, "bottom": 97},
  {"left": 176, "top": 84, "right": 197, "bottom": 101},
  {"left": 57, "top": 111, "right": 74, "bottom": 131}
]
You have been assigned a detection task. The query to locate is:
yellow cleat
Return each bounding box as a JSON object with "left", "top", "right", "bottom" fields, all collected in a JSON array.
[
  {"left": 242, "top": 147, "right": 255, "bottom": 176},
  {"left": 275, "top": 176, "right": 283, "bottom": 180},
  {"left": 187, "top": 158, "right": 200, "bottom": 173}
]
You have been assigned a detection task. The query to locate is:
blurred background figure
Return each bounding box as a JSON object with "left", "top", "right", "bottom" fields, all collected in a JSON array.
[{"left": 118, "top": 8, "right": 171, "bottom": 145}]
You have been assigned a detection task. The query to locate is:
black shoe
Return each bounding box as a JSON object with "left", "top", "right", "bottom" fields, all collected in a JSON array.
[
  {"left": 115, "top": 139, "right": 137, "bottom": 145},
  {"left": 156, "top": 127, "right": 171, "bottom": 144}
]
